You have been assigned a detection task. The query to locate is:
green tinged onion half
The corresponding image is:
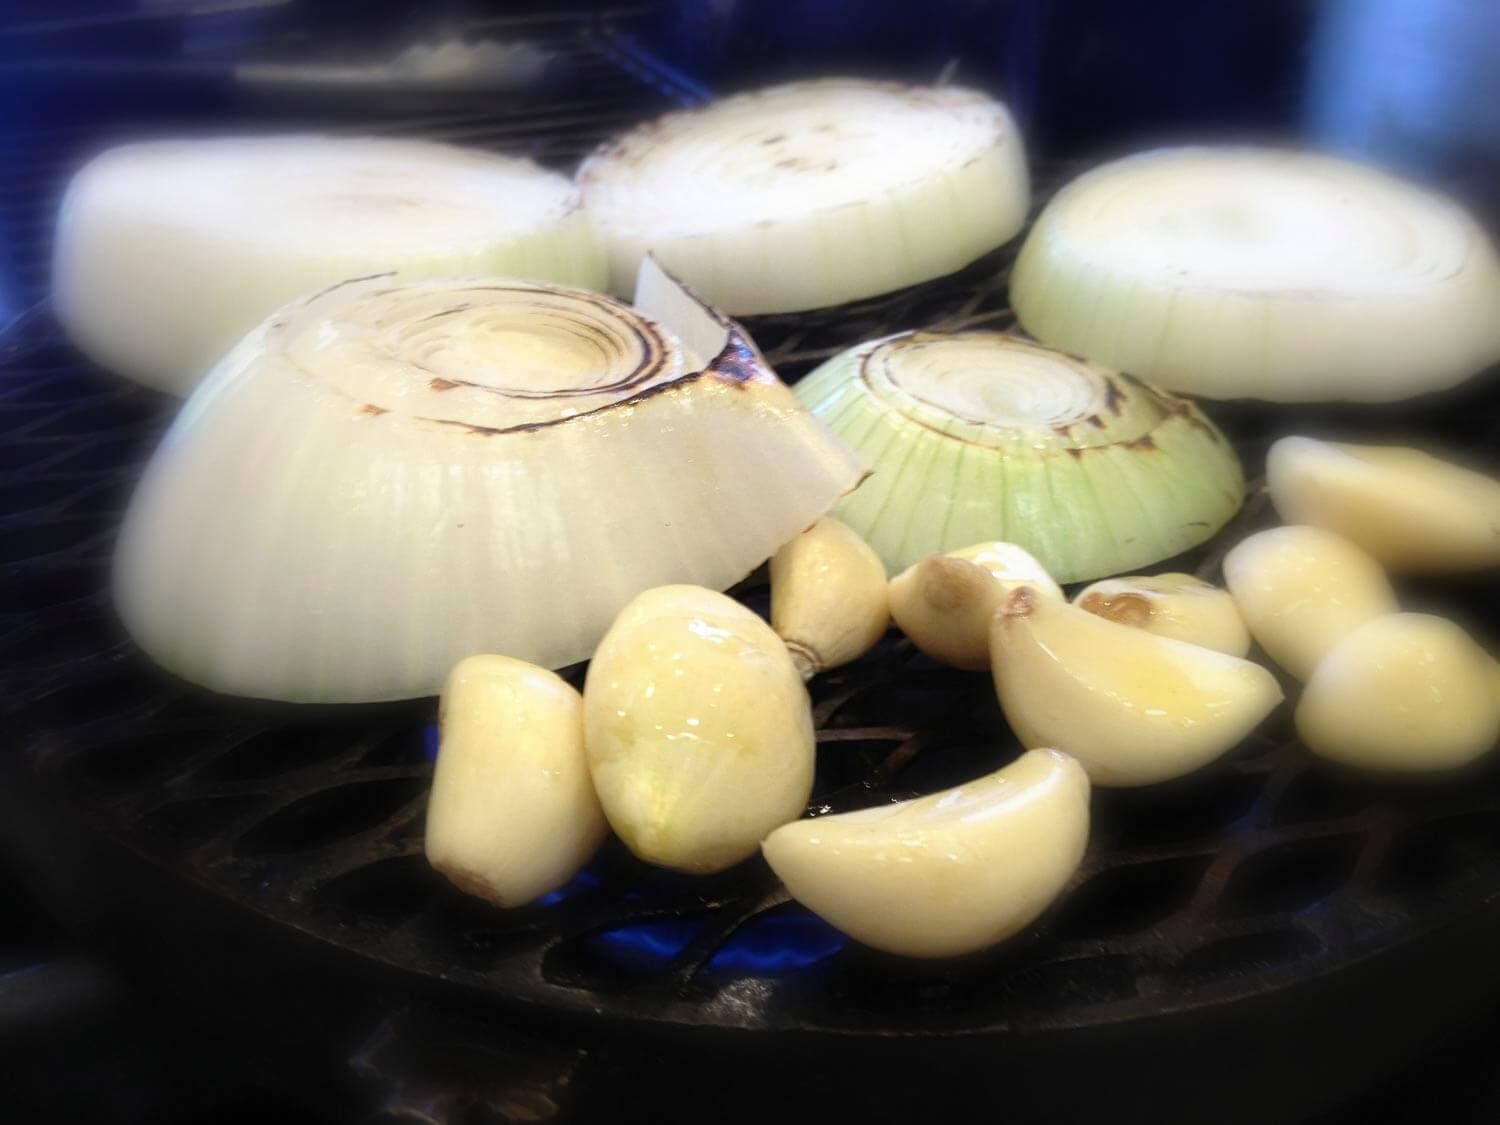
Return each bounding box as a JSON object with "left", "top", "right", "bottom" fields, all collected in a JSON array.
[{"left": 794, "top": 330, "right": 1244, "bottom": 581}]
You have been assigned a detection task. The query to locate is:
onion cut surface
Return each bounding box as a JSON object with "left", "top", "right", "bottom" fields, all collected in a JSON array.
[
  {"left": 114, "top": 261, "right": 866, "bottom": 702},
  {"left": 1011, "top": 147, "right": 1500, "bottom": 402},
  {"left": 578, "top": 78, "right": 1029, "bottom": 314},
  {"left": 794, "top": 330, "right": 1243, "bottom": 580},
  {"left": 55, "top": 136, "right": 606, "bottom": 395}
]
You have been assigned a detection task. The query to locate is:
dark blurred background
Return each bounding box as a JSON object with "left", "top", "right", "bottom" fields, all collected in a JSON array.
[{"left": 3, "top": 1, "right": 1500, "bottom": 1122}]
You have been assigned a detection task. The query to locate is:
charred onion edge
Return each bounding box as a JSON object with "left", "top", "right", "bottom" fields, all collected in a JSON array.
[
  {"left": 856, "top": 328, "right": 1226, "bottom": 451},
  {"left": 575, "top": 80, "right": 1017, "bottom": 234},
  {"left": 275, "top": 258, "right": 802, "bottom": 438}
]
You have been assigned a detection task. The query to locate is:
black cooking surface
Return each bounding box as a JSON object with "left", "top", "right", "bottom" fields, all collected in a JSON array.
[{"left": 5, "top": 11, "right": 1500, "bottom": 1124}]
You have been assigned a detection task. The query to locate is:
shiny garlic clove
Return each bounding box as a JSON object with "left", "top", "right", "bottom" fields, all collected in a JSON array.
[
  {"left": 1074, "top": 572, "right": 1250, "bottom": 656},
  {"left": 770, "top": 517, "right": 890, "bottom": 680},
  {"left": 584, "top": 585, "right": 814, "bottom": 874},
  {"left": 1297, "top": 613, "right": 1500, "bottom": 771},
  {"left": 1268, "top": 436, "right": 1500, "bottom": 573},
  {"left": 762, "top": 749, "right": 1089, "bottom": 958},
  {"left": 425, "top": 655, "right": 607, "bottom": 907},
  {"left": 888, "top": 541, "right": 1063, "bottom": 670},
  {"left": 990, "top": 588, "right": 1282, "bottom": 786},
  {"left": 1222, "top": 525, "right": 1397, "bottom": 680}
]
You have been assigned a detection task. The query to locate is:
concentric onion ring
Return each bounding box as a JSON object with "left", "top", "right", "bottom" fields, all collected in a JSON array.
[
  {"left": 276, "top": 280, "right": 688, "bottom": 430},
  {"left": 116, "top": 261, "right": 866, "bottom": 702},
  {"left": 579, "top": 78, "right": 1029, "bottom": 314},
  {"left": 795, "top": 331, "right": 1243, "bottom": 580},
  {"left": 1011, "top": 146, "right": 1500, "bottom": 401}
]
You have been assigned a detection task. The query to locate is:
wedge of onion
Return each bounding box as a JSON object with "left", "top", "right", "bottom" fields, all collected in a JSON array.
[
  {"left": 55, "top": 136, "right": 606, "bottom": 395},
  {"left": 794, "top": 330, "right": 1243, "bottom": 580},
  {"left": 578, "top": 78, "right": 1029, "bottom": 314},
  {"left": 113, "top": 260, "right": 866, "bottom": 702},
  {"left": 1011, "top": 147, "right": 1500, "bottom": 401}
]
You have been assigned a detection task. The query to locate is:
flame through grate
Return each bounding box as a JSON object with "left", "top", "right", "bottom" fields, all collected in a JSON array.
[{"left": 5, "top": 28, "right": 1500, "bottom": 1041}]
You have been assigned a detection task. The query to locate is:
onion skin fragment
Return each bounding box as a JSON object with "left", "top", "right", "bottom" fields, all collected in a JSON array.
[
  {"left": 1297, "top": 614, "right": 1500, "bottom": 772},
  {"left": 762, "top": 749, "right": 1089, "bottom": 958},
  {"left": 795, "top": 330, "right": 1243, "bottom": 580},
  {"left": 770, "top": 517, "right": 889, "bottom": 680},
  {"left": 1267, "top": 436, "right": 1500, "bottom": 573},
  {"left": 990, "top": 586, "right": 1282, "bottom": 787},
  {"left": 584, "top": 586, "right": 815, "bottom": 875},
  {"left": 425, "top": 655, "right": 606, "bottom": 907},
  {"left": 1222, "top": 525, "right": 1397, "bottom": 681}
]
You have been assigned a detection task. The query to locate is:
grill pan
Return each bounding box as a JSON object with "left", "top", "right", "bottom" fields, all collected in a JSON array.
[{"left": 4, "top": 25, "right": 1500, "bottom": 1125}]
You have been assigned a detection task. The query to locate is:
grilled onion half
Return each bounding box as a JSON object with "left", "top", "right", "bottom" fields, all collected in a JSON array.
[
  {"left": 1012, "top": 147, "right": 1500, "bottom": 402},
  {"left": 579, "top": 78, "right": 1029, "bottom": 314},
  {"left": 55, "top": 135, "right": 605, "bottom": 395},
  {"left": 794, "top": 330, "right": 1243, "bottom": 580},
  {"left": 114, "top": 261, "right": 865, "bottom": 702}
]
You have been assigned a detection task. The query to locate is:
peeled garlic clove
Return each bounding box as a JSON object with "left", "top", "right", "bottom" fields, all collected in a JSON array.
[
  {"left": 770, "top": 517, "right": 890, "bottom": 680},
  {"left": 762, "top": 749, "right": 1089, "bottom": 958},
  {"left": 1222, "top": 525, "right": 1397, "bottom": 680},
  {"left": 425, "top": 655, "right": 606, "bottom": 907},
  {"left": 584, "top": 585, "right": 814, "bottom": 874},
  {"left": 990, "top": 588, "right": 1282, "bottom": 786},
  {"left": 1297, "top": 613, "right": 1500, "bottom": 771},
  {"left": 1074, "top": 573, "right": 1250, "bottom": 656},
  {"left": 889, "top": 541, "right": 1062, "bottom": 670},
  {"left": 1267, "top": 436, "right": 1500, "bottom": 572}
]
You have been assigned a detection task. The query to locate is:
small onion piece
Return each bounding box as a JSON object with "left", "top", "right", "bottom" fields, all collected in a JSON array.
[
  {"left": 795, "top": 330, "right": 1244, "bottom": 580},
  {"left": 578, "top": 78, "right": 1029, "bottom": 314},
  {"left": 55, "top": 136, "right": 606, "bottom": 395},
  {"left": 113, "top": 260, "right": 866, "bottom": 702},
  {"left": 1012, "top": 147, "right": 1500, "bottom": 402}
]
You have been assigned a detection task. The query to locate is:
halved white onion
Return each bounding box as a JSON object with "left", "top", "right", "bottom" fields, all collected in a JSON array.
[
  {"left": 578, "top": 78, "right": 1029, "bottom": 314},
  {"left": 55, "top": 136, "right": 605, "bottom": 395},
  {"left": 113, "top": 260, "right": 866, "bottom": 702},
  {"left": 795, "top": 329, "right": 1244, "bottom": 579},
  {"left": 1267, "top": 436, "right": 1500, "bottom": 572},
  {"left": 762, "top": 749, "right": 1090, "bottom": 958},
  {"left": 1012, "top": 147, "right": 1500, "bottom": 401}
]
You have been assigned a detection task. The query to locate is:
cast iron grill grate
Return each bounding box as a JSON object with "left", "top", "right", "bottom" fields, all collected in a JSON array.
[{"left": 5, "top": 35, "right": 1500, "bottom": 1040}]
